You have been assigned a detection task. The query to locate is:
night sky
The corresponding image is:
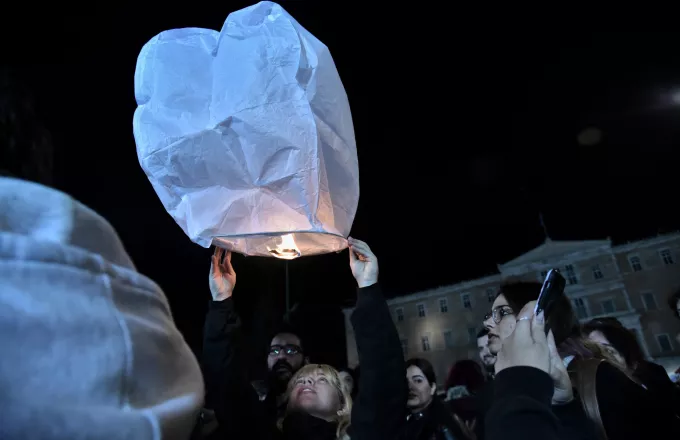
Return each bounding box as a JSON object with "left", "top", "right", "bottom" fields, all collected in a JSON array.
[{"left": 5, "top": 6, "right": 680, "bottom": 371}]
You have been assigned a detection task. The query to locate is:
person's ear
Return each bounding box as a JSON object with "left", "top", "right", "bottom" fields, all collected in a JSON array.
[
  {"left": 430, "top": 383, "right": 437, "bottom": 396},
  {"left": 304, "top": 356, "right": 310, "bottom": 365}
]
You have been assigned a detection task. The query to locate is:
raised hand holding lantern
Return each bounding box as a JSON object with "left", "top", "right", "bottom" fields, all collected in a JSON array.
[{"left": 133, "top": 1, "right": 359, "bottom": 259}]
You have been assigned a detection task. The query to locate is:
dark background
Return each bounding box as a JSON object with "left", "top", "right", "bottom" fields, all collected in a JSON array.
[{"left": 4, "top": 4, "right": 680, "bottom": 373}]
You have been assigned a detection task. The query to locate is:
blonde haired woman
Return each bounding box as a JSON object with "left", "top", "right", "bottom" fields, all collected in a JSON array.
[
  {"left": 278, "top": 364, "right": 352, "bottom": 439},
  {"left": 203, "top": 238, "right": 407, "bottom": 439}
]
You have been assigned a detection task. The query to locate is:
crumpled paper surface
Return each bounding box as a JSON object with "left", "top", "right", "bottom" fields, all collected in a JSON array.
[{"left": 133, "top": 1, "right": 359, "bottom": 258}]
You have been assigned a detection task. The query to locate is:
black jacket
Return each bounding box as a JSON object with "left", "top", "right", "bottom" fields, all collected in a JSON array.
[
  {"left": 634, "top": 359, "right": 680, "bottom": 417},
  {"left": 201, "top": 283, "right": 407, "bottom": 439},
  {"left": 403, "top": 397, "right": 468, "bottom": 440},
  {"left": 485, "top": 367, "right": 560, "bottom": 440},
  {"left": 478, "top": 362, "right": 680, "bottom": 440},
  {"left": 592, "top": 361, "right": 680, "bottom": 439}
]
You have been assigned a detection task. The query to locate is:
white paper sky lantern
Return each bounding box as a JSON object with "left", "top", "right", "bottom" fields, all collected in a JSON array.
[{"left": 133, "top": 1, "right": 359, "bottom": 259}]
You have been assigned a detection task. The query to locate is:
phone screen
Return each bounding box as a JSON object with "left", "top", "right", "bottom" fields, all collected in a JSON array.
[{"left": 534, "top": 269, "right": 567, "bottom": 317}]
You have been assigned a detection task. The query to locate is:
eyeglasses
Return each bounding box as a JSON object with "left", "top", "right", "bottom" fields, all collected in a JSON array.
[
  {"left": 268, "top": 344, "right": 302, "bottom": 357},
  {"left": 483, "top": 306, "right": 514, "bottom": 324}
]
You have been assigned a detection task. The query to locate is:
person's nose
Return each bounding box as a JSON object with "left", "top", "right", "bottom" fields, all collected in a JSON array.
[
  {"left": 483, "top": 316, "right": 494, "bottom": 330},
  {"left": 304, "top": 377, "right": 314, "bottom": 386}
]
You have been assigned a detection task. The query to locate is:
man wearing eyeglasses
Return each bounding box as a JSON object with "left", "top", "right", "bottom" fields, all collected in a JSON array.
[{"left": 264, "top": 329, "right": 308, "bottom": 401}]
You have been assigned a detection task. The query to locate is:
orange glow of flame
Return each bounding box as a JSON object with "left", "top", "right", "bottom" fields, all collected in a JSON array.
[{"left": 267, "top": 233, "right": 301, "bottom": 260}]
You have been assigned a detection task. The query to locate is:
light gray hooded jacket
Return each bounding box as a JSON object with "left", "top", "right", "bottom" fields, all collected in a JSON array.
[{"left": 0, "top": 177, "right": 204, "bottom": 439}]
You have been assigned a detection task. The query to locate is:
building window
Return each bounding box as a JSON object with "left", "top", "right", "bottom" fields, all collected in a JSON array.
[
  {"left": 421, "top": 335, "right": 431, "bottom": 352},
  {"left": 600, "top": 299, "right": 615, "bottom": 315},
  {"left": 642, "top": 292, "right": 658, "bottom": 311},
  {"left": 401, "top": 339, "right": 408, "bottom": 355},
  {"left": 486, "top": 288, "right": 496, "bottom": 303},
  {"left": 564, "top": 264, "right": 578, "bottom": 284},
  {"left": 592, "top": 264, "right": 603, "bottom": 280},
  {"left": 467, "top": 327, "right": 477, "bottom": 343},
  {"left": 417, "top": 303, "right": 426, "bottom": 318},
  {"left": 461, "top": 293, "right": 472, "bottom": 309},
  {"left": 660, "top": 249, "right": 675, "bottom": 265},
  {"left": 573, "top": 297, "right": 588, "bottom": 319},
  {"left": 628, "top": 255, "right": 643, "bottom": 272},
  {"left": 395, "top": 307, "right": 404, "bottom": 322},
  {"left": 439, "top": 298, "right": 449, "bottom": 313},
  {"left": 443, "top": 330, "right": 455, "bottom": 349},
  {"left": 656, "top": 334, "right": 673, "bottom": 352}
]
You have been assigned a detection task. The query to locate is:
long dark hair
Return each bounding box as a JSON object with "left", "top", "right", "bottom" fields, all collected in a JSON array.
[
  {"left": 338, "top": 366, "right": 359, "bottom": 399},
  {"left": 406, "top": 358, "right": 436, "bottom": 386},
  {"left": 583, "top": 318, "right": 645, "bottom": 369},
  {"left": 499, "top": 281, "right": 580, "bottom": 345},
  {"left": 405, "top": 358, "right": 470, "bottom": 439}
]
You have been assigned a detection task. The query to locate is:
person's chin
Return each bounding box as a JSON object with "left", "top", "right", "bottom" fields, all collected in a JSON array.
[
  {"left": 295, "top": 394, "right": 318, "bottom": 406},
  {"left": 488, "top": 339, "right": 501, "bottom": 354},
  {"left": 276, "top": 371, "right": 293, "bottom": 381},
  {"left": 484, "top": 356, "right": 497, "bottom": 367}
]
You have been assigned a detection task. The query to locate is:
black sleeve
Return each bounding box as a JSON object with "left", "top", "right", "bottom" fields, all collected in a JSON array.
[
  {"left": 596, "top": 361, "right": 680, "bottom": 439},
  {"left": 551, "top": 393, "right": 597, "bottom": 440},
  {"left": 348, "top": 284, "right": 407, "bottom": 440},
  {"left": 636, "top": 360, "right": 680, "bottom": 416},
  {"left": 201, "top": 298, "right": 265, "bottom": 439},
  {"left": 473, "top": 381, "right": 494, "bottom": 440},
  {"left": 486, "top": 367, "right": 560, "bottom": 440}
]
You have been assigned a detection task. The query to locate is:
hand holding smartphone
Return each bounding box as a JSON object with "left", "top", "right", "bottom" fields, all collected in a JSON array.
[{"left": 534, "top": 269, "right": 567, "bottom": 321}]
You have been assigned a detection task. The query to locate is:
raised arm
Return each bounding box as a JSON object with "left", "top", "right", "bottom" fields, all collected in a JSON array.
[
  {"left": 201, "top": 248, "right": 265, "bottom": 439},
  {"left": 346, "top": 238, "right": 407, "bottom": 440}
]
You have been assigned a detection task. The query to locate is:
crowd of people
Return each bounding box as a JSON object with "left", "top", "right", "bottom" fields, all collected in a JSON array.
[
  {"left": 196, "top": 245, "right": 680, "bottom": 440},
  {"left": 3, "top": 68, "right": 680, "bottom": 440}
]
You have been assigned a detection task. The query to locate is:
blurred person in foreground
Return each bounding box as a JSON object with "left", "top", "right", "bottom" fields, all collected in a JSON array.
[{"left": 0, "top": 68, "right": 203, "bottom": 439}]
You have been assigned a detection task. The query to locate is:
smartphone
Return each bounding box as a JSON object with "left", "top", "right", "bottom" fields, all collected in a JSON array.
[{"left": 534, "top": 269, "right": 566, "bottom": 317}]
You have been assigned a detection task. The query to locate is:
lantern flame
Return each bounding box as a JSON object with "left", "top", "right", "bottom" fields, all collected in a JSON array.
[{"left": 267, "top": 233, "right": 301, "bottom": 260}]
